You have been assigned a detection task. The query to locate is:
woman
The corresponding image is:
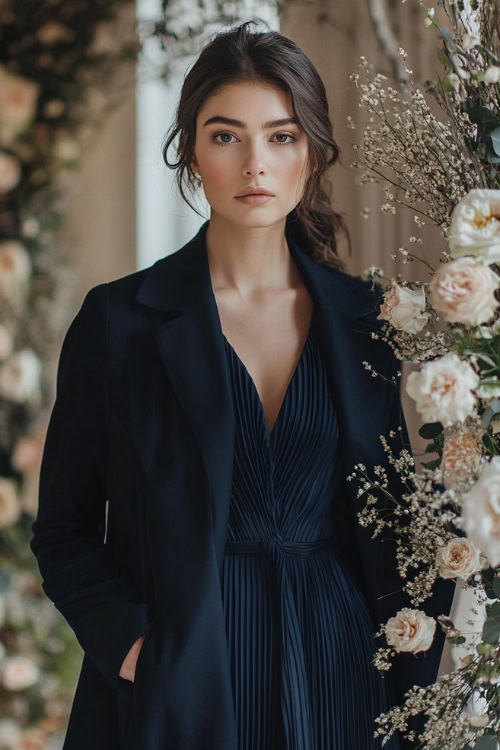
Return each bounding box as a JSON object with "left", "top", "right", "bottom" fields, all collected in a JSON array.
[{"left": 30, "top": 21, "right": 453, "bottom": 750}]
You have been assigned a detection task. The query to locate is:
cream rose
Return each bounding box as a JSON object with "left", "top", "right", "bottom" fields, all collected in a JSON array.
[
  {"left": 0, "top": 240, "right": 32, "bottom": 305},
  {"left": 377, "top": 283, "right": 429, "bottom": 333},
  {"left": 448, "top": 189, "right": 500, "bottom": 264},
  {"left": 436, "top": 537, "right": 485, "bottom": 580},
  {"left": 0, "top": 477, "right": 20, "bottom": 528},
  {"left": 0, "top": 655, "right": 39, "bottom": 691},
  {"left": 0, "top": 65, "right": 39, "bottom": 146},
  {"left": 0, "top": 152, "right": 21, "bottom": 193},
  {"left": 428, "top": 256, "right": 499, "bottom": 326},
  {"left": 441, "top": 429, "right": 482, "bottom": 487},
  {"left": 385, "top": 608, "right": 436, "bottom": 653},
  {"left": 406, "top": 352, "right": 479, "bottom": 428},
  {"left": 462, "top": 455, "right": 500, "bottom": 567}
]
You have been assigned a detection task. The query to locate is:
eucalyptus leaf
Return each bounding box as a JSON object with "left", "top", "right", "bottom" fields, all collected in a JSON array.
[
  {"left": 491, "top": 127, "right": 500, "bottom": 157},
  {"left": 421, "top": 458, "right": 442, "bottom": 470},
  {"left": 473, "top": 733, "right": 497, "bottom": 750},
  {"left": 482, "top": 616, "right": 500, "bottom": 644},
  {"left": 438, "top": 49, "right": 453, "bottom": 69},
  {"left": 493, "top": 577, "right": 500, "bottom": 598},
  {"left": 486, "top": 601, "right": 500, "bottom": 617},
  {"left": 418, "top": 422, "right": 443, "bottom": 439},
  {"left": 466, "top": 105, "right": 500, "bottom": 130},
  {"left": 438, "top": 25, "right": 453, "bottom": 41}
]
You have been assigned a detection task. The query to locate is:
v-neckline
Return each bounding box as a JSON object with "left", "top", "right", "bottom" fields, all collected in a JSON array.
[{"left": 223, "top": 313, "right": 314, "bottom": 440}]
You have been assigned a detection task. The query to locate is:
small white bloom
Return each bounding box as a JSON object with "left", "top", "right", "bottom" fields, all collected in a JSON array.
[
  {"left": 53, "top": 133, "right": 80, "bottom": 162},
  {"left": 484, "top": 66, "right": 500, "bottom": 84},
  {"left": 462, "top": 33, "right": 480, "bottom": 50},
  {"left": 36, "top": 21, "right": 74, "bottom": 46},
  {"left": 428, "top": 256, "right": 499, "bottom": 326},
  {"left": 448, "top": 189, "right": 500, "bottom": 264},
  {"left": 406, "top": 352, "right": 479, "bottom": 428},
  {"left": 0, "top": 348, "right": 41, "bottom": 403},
  {"left": 385, "top": 608, "right": 436, "bottom": 653},
  {"left": 447, "top": 73, "right": 461, "bottom": 92},
  {"left": 377, "top": 283, "right": 429, "bottom": 333},
  {"left": 462, "top": 455, "right": 500, "bottom": 567}
]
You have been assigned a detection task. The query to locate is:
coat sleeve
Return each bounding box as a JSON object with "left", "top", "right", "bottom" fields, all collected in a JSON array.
[
  {"left": 378, "top": 343, "right": 455, "bottom": 708},
  {"left": 30, "top": 283, "right": 152, "bottom": 690}
]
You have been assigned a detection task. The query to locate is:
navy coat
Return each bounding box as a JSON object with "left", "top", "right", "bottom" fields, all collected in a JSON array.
[{"left": 30, "top": 219, "right": 454, "bottom": 749}]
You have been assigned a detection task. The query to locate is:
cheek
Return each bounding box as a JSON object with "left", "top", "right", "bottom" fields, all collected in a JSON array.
[{"left": 202, "top": 152, "right": 234, "bottom": 186}]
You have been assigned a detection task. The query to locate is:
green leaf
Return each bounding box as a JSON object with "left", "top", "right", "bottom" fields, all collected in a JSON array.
[
  {"left": 486, "top": 600, "right": 500, "bottom": 617},
  {"left": 447, "top": 635, "right": 466, "bottom": 645},
  {"left": 438, "top": 49, "right": 453, "bottom": 69},
  {"left": 419, "top": 422, "right": 443, "bottom": 439},
  {"left": 482, "top": 616, "right": 500, "bottom": 644},
  {"left": 493, "top": 577, "right": 500, "bottom": 598},
  {"left": 421, "top": 459, "right": 442, "bottom": 470},
  {"left": 491, "top": 127, "right": 500, "bottom": 157},
  {"left": 473, "top": 734, "right": 497, "bottom": 750}
]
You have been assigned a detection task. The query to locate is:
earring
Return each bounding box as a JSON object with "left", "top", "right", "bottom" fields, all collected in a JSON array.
[{"left": 193, "top": 171, "right": 203, "bottom": 188}]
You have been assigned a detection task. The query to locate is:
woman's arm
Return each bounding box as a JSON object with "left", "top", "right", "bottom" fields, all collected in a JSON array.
[{"left": 30, "top": 284, "right": 152, "bottom": 690}]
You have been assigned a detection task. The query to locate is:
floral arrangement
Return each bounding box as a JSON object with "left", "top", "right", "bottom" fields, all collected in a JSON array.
[
  {"left": 0, "top": 2, "right": 144, "bottom": 747},
  {"left": 346, "top": 0, "right": 500, "bottom": 748}
]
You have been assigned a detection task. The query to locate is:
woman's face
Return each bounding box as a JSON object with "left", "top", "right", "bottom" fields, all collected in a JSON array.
[{"left": 191, "top": 82, "right": 310, "bottom": 227}]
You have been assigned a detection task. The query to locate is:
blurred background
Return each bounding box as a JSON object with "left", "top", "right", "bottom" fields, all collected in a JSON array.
[{"left": 0, "top": 1, "right": 464, "bottom": 746}]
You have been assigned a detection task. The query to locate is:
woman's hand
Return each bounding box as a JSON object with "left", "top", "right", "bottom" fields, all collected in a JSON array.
[{"left": 119, "top": 634, "right": 145, "bottom": 682}]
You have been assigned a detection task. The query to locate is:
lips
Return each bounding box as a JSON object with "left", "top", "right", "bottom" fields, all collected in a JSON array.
[{"left": 235, "top": 187, "right": 275, "bottom": 197}]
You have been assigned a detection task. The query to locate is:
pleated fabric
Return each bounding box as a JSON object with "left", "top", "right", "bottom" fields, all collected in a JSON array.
[{"left": 220, "top": 307, "right": 401, "bottom": 750}]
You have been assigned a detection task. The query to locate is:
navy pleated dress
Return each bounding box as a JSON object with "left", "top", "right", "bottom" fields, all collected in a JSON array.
[{"left": 220, "top": 306, "right": 401, "bottom": 750}]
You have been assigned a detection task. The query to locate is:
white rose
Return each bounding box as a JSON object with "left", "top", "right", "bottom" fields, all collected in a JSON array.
[
  {"left": 436, "top": 537, "right": 485, "bottom": 580},
  {"left": 448, "top": 189, "right": 500, "bottom": 264},
  {"left": 0, "top": 152, "right": 21, "bottom": 192},
  {"left": 385, "top": 608, "right": 436, "bottom": 653},
  {"left": 484, "top": 66, "right": 500, "bottom": 84},
  {"left": 0, "top": 66, "right": 39, "bottom": 146},
  {"left": 462, "top": 455, "right": 500, "bottom": 567},
  {"left": 0, "top": 241, "right": 32, "bottom": 305},
  {"left": 0, "top": 718, "right": 22, "bottom": 747},
  {"left": 428, "top": 256, "right": 499, "bottom": 326},
  {"left": 0, "top": 655, "right": 39, "bottom": 691},
  {"left": 0, "top": 349, "right": 41, "bottom": 404},
  {"left": 406, "top": 352, "right": 479, "bottom": 428},
  {"left": 377, "top": 283, "right": 429, "bottom": 333},
  {"left": 0, "top": 477, "right": 20, "bottom": 528}
]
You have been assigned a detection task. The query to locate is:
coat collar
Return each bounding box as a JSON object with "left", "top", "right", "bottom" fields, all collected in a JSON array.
[
  {"left": 135, "top": 219, "right": 389, "bottom": 574},
  {"left": 136, "top": 218, "right": 382, "bottom": 325}
]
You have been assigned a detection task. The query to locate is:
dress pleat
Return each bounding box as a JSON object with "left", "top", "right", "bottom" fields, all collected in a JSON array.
[{"left": 220, "top": 307, "right": 400, "bottom": 750}]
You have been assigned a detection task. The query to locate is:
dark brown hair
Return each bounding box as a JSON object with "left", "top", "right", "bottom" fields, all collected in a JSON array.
[{"left": 162, "top": 20, "right": 350, "bottom": 272}]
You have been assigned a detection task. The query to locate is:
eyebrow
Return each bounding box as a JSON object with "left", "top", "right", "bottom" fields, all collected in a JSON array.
[{"left": 202, "top": 115, "right": 299, "bottom": 129}]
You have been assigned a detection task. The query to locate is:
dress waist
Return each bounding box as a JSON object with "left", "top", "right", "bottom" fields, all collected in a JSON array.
[{"left": 224, "top": 534, "right": 337, "bottom": 557}]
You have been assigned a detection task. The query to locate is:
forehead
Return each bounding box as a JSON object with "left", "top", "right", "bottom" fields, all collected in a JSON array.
[{"left": 198, "top": 82, "right": 295, "bottom": 124}]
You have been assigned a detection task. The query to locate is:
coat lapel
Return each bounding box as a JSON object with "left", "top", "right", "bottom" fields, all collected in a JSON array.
[{"left": 135, "top": 219, "right": 392, "bottom": 573}]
